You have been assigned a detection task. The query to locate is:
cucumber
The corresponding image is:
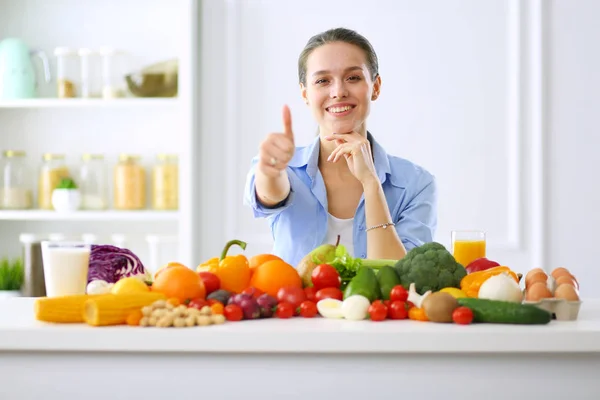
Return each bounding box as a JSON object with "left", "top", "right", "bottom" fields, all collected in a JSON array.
[{"left": 457, "top": 298, "right": 552, "bottom": 325}]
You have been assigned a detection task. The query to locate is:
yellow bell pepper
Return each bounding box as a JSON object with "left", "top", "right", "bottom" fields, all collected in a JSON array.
[
  {"left": 196, "top": 240, "right": 251, "bottom": 294},
  {"left": 460, "top": 266, "right": 519, "bottom": 298}
]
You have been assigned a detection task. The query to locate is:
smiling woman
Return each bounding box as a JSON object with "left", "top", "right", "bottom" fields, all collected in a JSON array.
[{"left": 243, "top": 27, "right": 438, "bottom": 268}]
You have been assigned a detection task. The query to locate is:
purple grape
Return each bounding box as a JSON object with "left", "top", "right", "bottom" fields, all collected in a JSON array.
[
  {"left": 238, "top": 297, "right": 261, "bottom": 320},
  {"left": 227, "top": 293, "right": 252, "bottom": 306},
  {"left": 256, "top": 294, "right": 278, "bottom": 318}
]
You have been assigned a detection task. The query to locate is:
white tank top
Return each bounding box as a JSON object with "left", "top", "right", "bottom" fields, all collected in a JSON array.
[{"left": 322, "top": 213, "right": 355, "bottom": 257}]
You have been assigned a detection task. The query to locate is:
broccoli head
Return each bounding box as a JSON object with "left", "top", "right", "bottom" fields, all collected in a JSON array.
[{"left": 394, "top": 242, "right": 467, "bottom": 294}]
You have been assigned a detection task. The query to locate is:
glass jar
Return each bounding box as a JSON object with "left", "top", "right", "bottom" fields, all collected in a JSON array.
[
  {"left": 0, "top": 150, "right": 33, "bottom": 209},
  {"left": 78, "top": 48, "right": 102, "bottom": 99},
  {"left": 99, "top": 47, "right": 128, "bottom": 99},
  {"left": 54, "top": 47, "right": 78, "bottom": 98},
  {"left": 152, "top": 154, "right": 179, "bottom": 210},
  {"left": 79, "top": 153, "right": 107, "bottom": 210},
  {"left": 114, "top": 154, "right": 146, "bottom": 210},
  {"left": 38, "top": 154, "right": 70, "bottom": 210}
]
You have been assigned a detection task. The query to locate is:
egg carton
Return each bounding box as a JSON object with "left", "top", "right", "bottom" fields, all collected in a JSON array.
[{"left": 522, "top": 298, "right": 582, "bottom": 321}]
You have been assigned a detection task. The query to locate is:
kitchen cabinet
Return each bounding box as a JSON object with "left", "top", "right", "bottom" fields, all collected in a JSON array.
[{"left": 0, "top": 0, "right": 200, "bottom": 270}]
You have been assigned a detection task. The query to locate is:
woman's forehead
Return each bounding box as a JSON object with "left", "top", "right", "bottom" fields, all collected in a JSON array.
[{"left": 306, "top": 42, "right": 368, "bottom": 75}]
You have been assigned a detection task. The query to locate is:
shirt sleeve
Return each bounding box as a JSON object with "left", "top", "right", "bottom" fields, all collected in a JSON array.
[
  {"left": 395, "top": 173, "right": 438, "bottom": 250},
  {"left": 243, "top": 156, "right": 295, "bottom": 218}
]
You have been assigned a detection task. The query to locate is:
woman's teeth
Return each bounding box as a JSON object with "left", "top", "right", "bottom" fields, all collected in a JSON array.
[{"left": 328, "top": 105, "right": 353, "bottom": 113}]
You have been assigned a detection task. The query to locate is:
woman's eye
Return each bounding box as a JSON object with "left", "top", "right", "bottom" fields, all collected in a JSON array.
[
  {"left": 348, "top": 75, "right": 361, "bottom": 81},
  {"left": 315, "top": 79, "right": 328, "bottom": 84}
]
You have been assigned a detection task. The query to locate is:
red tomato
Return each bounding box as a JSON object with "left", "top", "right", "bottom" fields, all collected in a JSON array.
[
  {"left": 276, "top": 302, "right": 295, "bottom": 319},
  {"left": 277, "top": 286, "right": 307, "bottom": 308},
  {"left": 368, "top": 302, "right": 388, "bottom": 321},
  {"left": 315, "top": 287, "right": 343, "bottom": 302},
  {"left": 223, "top": 304, "right": 243, "bottom": 321},
  {"left": 311, "top": 264, "right": 341, "bottom": 290},
  {"left": 389, "top": 285, "right": 408, "bottom": 302},
  {"left": 383, "top": 300, "right": 392, "bottom": 308},
  {"left": 388, "top": 301, "right": 408, "bottom": 320},
  {"left": 188, "top": 298, "right": 209, "bottom": 310},
  {"left": 198, "top": 271, "right": 220, "bottom": 295},
  {"left": 452, "top": 307, "right": 474, "bottom": 325},
  {"left": 304, "top": 287, "right": 318, "bottom": 302},
  {"left": 299, "top": 301, "right": 318, "bottom": 318},
  {"left": 242, "top": 286, "right": 264, "bottom": 299}
]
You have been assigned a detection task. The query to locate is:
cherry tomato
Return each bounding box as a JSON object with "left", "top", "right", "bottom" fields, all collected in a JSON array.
[
  {"left": 304, "top": 286, "right": 318, "bottom": 302},
  {"left": 368, "top": 302, "right": 388, "bottom": 321},
  {"left": 298, "top": 301, "right": 318, "bottom": 318},
  {"left": 383, "top": 300, "right": 392, "bottom": 308},
  {"left": 388, "top": 301, "right": 408, "bottom": 320},
  {"left": 242, "top": 286, "right": 264, "bottom": 299},
  {"left": 311, "top": 264, "right": 341, "bottom": 290},
  {"left": 315, "top": 287, "right": 343, "bottom": 302},
  {"left": 198, "top": 271, "right": 220, "bottom": 295},
  {"left": 389, "top": 285, "right": 408, "bottom": 302},
  {"left": 276, "top": 302, "right": 295, "bottom": 319},
  {"left": 277, "top": 286, "right": 307, "bottom": 308},
  {"left": 452, "top": 307, "right": 474, "bottom": 325},
  {"left": 210, "top": 302, "right": 224, "bottom": 315},
  {"left": 223, "top": 304, "right": 243, "bottom": 321},
  {"left": 188, "top": 298, "right": 209, "bottom": 310}
]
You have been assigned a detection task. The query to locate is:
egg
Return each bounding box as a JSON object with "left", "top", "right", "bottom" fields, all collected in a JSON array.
[
  {"left": 555, "top": 275, "right": 577, "bottom": 288},
  {"left": 525, "top": 268, "right": 544, "bottom": 282},
  {"left": 525, "top": 270, "right": 548, "bottom": 289},
  {"left": 525, "top": 281, "right": 553, "bottom": 302},
  {"left": 551, "top": 267, "right": 571, "bottom": 279},
  {"left": 554, "top": 283, "right": 580, "bottom": 301}
]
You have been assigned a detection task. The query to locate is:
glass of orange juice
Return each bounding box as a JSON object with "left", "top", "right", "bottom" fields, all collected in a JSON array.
[{"left": 451, "top": 230, "right": 486, "bottom": 267}]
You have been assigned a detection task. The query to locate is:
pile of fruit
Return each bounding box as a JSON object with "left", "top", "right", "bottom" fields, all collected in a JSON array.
[{"left": 34, "top": 239, "right": 582, "bottom": 327}]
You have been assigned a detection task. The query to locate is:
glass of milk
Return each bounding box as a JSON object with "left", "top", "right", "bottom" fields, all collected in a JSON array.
[{"left": 41, "top": 241, "right": 91, "bottom": 297}]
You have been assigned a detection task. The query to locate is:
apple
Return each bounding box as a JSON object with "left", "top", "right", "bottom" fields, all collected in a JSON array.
[{"left": 465, "top": 257, "right": 501, "bottom": 274}]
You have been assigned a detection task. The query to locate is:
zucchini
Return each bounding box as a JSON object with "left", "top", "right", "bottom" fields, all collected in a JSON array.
[{"left": 457, "top": 298, "right": 551, "bottom": 325}]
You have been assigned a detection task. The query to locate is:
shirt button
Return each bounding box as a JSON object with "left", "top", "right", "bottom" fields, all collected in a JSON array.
[
  {"left": 359, "top": 224, "right": 364, "bottom": 230},
  {"left": 361, "top": 253, "right": 366, "bottom": 258}
]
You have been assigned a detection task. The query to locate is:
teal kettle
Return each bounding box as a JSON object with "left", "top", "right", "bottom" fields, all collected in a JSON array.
[{"left": 0, "top": 38, "right": 51, "bottom": 99}]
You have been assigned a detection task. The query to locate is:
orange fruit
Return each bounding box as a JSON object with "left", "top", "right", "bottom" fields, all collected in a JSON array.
[
  {"left": 151, "top": 265, "right": 206, "bottom": 303},
  {"left": 248, "top": 254, "right": 282, "bottom": 278},
  {"left": 154, "top": 261, "right": 188, "bottom": 280},
  {"left": 249, "top": 259, "right": 302, "bottom": 298}
]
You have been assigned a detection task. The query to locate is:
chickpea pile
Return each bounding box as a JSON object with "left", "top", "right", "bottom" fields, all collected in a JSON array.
[{"left": 138, "top": 299, "right": 225, "bottom": 328}]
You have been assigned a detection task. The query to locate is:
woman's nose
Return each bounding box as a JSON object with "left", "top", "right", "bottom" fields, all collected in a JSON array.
[{"left": 330, "top": 80, "right": 348, "bottom": 98}]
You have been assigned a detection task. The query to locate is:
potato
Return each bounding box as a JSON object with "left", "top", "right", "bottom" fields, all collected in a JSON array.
[{"left": 422, "top": 292, "right": 459, "bottom": 323}]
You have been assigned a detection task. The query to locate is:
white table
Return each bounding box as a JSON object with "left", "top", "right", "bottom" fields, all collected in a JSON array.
[{"left": 1, "top": 297, "right": 599, "bottom": 400}]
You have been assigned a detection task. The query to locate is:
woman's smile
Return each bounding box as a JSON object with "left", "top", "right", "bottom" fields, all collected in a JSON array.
[{"left": 326, "top": 103, "right": 356, "bottom": 117}]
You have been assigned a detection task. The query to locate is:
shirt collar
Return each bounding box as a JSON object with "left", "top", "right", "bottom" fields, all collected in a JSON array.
[{"left": 289, "top": 131, "right": 391, "bottom": 185}]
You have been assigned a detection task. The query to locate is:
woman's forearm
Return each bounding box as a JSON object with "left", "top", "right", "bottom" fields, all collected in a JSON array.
[
  {"left": 255, "top": 169, "right": 291, "bottom": 207},
  {"left": 362, "top": 179, "right": 407, "bottom": 260}
]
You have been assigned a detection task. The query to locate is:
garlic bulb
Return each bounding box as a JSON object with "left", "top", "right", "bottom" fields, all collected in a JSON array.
[
  {"left": 478, "top": 272, "right": 523, "bottom": 303},
  {"left": 86, "top": 279, "right": 114, "bottom": 295}
]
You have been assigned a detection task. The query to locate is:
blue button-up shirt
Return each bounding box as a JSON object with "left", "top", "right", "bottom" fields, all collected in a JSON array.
[{"left": 243, "top": 132, "right": 437, "bottom": 267}]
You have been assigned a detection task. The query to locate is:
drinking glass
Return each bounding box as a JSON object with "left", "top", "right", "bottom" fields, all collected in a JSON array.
[
  {"left": 451, "top": 231, "right": 486, "bottom": 267},
  {"left": 41, "top": 241, "right": 90, "bottom": 297}
]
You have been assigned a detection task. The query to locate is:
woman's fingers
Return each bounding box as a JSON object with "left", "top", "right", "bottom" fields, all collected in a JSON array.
[{"left": 260, "top": 141, "right": 292, "bottom": 168}]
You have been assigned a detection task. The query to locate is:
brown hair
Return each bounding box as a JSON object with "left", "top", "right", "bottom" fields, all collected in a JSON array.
[{"left": 298, "top": 27, "right": 379, "bottom": 86}]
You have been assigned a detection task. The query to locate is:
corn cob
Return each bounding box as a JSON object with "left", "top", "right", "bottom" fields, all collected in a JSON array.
[
  {"left": 83, "top": 293, "right": 166, "bottom": 326},
  {"left": 34, "top": 294, "right": 105, "bottom": 323}
]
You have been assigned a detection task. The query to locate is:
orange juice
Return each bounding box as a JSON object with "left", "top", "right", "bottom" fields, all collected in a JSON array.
[{"left": 452, "top": 240, "right": 486, "bottom": 267}]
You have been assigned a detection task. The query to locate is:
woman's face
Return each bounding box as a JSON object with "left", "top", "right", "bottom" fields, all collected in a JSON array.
[{"left": 301, "top": 41, "right": 381, "bottom": 136}]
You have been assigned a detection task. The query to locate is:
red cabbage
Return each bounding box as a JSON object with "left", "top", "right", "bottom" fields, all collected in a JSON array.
[{"left": 87, "top": 244, "right": 147, "bottom": 284}]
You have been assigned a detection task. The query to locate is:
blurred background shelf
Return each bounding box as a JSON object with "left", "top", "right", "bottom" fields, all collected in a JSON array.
[
  {"left": 0, "top": 98, "right": 179, "bottom": 109},
  {"left": 0, "top": 210, "right": 180, "bottom": 222}
]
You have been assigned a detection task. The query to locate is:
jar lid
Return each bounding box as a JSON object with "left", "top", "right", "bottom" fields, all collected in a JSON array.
[
  {"left": 157, "top": 154, "right": 179, "bottom": 161},
  {"left": 42, "top": 153, "right": 65, "bottom": 161},
  {"left": 2, "top": 150, "right": 26, "bottom": 157},
  {"left": 82, "top": 153, "right": 104, "bottom": 160},
  {"left": 118, "top": 154, "right": 141, "bottom": 162}
]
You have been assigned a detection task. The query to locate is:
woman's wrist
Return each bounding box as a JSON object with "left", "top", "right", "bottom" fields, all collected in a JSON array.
[{"left": 361, "top": 174, "right": 381, "bottom": 192}]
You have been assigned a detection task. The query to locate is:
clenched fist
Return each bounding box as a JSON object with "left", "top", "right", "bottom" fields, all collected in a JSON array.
[{"left": 257, "top": 105, "right": 296, "bottom": 178}]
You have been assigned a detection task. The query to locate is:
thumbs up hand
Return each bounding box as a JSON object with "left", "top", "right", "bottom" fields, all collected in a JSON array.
[{"left": 257, "top": 105, "right": 296, "bottom": 178}]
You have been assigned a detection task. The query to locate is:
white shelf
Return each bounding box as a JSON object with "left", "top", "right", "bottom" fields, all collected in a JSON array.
[
  {"left": 0, "top": 98, "right": 179, "bottom": 109},
  {"left": 0, "top": 210, "right": 180, "bottom": 222}
]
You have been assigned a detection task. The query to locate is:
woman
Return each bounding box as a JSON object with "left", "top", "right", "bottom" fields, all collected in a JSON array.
[{"left": 244, "top": 27, "right": 437, "bottom": 267}]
